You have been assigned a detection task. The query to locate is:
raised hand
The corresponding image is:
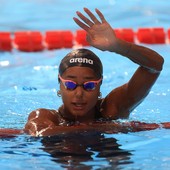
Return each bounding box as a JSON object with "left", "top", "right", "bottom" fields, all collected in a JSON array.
[{"left": 73, "top": 8, "right": 118, "bottom": 51}]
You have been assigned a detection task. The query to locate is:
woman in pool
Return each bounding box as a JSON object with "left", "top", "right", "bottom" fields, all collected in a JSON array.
[{"left": 22, "top": 8, "right": 170, "bottom": 136}]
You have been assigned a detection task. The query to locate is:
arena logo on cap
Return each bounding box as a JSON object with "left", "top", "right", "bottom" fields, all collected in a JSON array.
[{"left": 69, "top": 58, "right": 93, "bottom": 65}]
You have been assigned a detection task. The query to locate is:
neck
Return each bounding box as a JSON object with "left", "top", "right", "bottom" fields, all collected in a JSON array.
[{"left": 58, "top": 105, "right": 96, "bottom": 123}]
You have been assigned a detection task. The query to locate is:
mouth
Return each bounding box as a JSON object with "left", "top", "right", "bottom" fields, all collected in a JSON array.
[{"left": 71, "top": 102, "right": 86, "bottom": 110}]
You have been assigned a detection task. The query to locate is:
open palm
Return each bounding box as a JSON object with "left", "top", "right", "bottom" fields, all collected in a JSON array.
[{"left": 73, "top": 8, "right": 118, "bottom": 51}]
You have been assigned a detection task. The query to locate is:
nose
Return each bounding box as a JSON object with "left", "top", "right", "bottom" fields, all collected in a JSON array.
[{"left": 74, "top": 86, "right": 84, "bottom": 98}]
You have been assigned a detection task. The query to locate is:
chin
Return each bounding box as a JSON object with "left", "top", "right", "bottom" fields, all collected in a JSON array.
[
  {"left": 70, "top": 109, "right": 89, "bottom": 118},
  {"left": 72, "top": 111, "right": 87, "bottom": 117}
]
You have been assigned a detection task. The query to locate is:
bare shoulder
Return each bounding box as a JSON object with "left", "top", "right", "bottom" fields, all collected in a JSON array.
[
  {"left": 24, "top": 108, "right": 60, "bottom": 135},
  {"left": 27, "top": 108, "right": 59, "bottom": 122}
]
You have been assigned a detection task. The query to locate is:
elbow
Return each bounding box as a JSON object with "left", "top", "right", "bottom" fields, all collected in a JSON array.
[
  {"left": 158, "top": 56, "right": 164, "bottom": 71},
  {"left": 150, "top": 55, "right": 164, "bottom": 73}
]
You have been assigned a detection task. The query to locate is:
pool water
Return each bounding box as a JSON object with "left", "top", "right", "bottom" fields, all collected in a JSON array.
[{"left": 0, "top": 0, "right": 170, "bottom": 169}]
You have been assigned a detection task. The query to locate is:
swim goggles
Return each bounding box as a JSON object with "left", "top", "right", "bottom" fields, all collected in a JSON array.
[{"left": 58, "top": 75, "right": 102, "bottom": 91}]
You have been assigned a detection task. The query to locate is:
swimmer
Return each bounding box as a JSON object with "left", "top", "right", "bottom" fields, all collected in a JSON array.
[{"left": 22, "top": 8, "right": 170, "bottom": 136}]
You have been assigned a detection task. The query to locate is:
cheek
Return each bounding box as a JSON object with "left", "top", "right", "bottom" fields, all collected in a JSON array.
[
  {"left": 86, "top": 90, "right": 100, "bottom": 105},
  {"left": 60, "top": 88, "right": 71, "bottom": 102}
]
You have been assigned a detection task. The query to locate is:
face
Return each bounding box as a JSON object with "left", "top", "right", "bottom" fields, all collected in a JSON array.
[{"left": 59, "top": 66, "right": 101, "bottom": 121}]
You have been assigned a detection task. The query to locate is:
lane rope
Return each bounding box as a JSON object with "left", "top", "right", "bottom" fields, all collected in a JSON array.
[{"left": 0, "top": 27, "right": 169, "bottom": 52}]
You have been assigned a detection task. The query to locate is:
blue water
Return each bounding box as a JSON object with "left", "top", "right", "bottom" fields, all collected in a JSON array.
[{"left": 0, "top": 0, "right": 170, "bottom": 169}]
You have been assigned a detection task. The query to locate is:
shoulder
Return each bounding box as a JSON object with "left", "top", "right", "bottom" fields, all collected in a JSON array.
[
  {"left": 24, "top": 108, "right": 61, "bottom": 135},
  {"left": 27, "top": 108, "right": 60, "bottom": 122}
]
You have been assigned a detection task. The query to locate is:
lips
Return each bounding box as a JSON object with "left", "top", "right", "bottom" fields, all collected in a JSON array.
[{"left": 71, "top": 102, "right": 86, "bottom": 110}]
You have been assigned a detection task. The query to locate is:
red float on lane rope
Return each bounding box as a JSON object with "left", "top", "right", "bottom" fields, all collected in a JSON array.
[
  {"left": 14, "top": 31, "right": 44, "bottom": 52},
  {"left": 75, "top": 30, "right": 89, "bottom": 46},
  {"left": 136, "top": 28, "right": 165, "bottom": 44},
  {"left": 167, "top": 28, "right": 170, "bottom": 43},
  {"left": 0, "top": 32, "right": 12, "bottom": 51},
  {"left": 45, "top": 31, "right": 73, "bottom": 49},
  {"left": 0, "top": 27, "right": 169, "bottom": 52},
  {"left": 114, "top": 28, "right": 134, "bottom": 43}
]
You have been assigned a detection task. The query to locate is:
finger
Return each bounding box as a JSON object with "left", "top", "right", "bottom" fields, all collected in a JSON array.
[
  {"left": 95, "top": 8, "right": 107, "bottom": 23},
  {"left": 73, "top": 17, "right": 89, "bottom": 31},
  {"left": 76, "top": 11, "right": 94, "bottom": 27},
  {"left": 84, "top": 7, "right": 101, "bottom": 24}
]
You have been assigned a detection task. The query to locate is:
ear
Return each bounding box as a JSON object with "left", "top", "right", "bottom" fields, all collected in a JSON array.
[
  {"left": 57, "top": 90, "right": 61, "bottom": 97},
  {"left": 98, "top": 92, "right": 102, "bottom": 99}
]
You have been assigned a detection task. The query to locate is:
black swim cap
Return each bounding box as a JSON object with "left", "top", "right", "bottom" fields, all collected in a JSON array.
[{"left": 59, "top": 48, "right": 103, "bottom": 78}]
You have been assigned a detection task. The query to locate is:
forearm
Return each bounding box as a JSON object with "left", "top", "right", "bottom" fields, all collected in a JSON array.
[
  {"left": 0, "top": 128, "right": 23, "bottom": 137},
  {"left": 129, "top": 121, "right": 170, "bottom": 132},
  {"left": 41, "top": 121, "right": 170, "bottom": 136},
  {"left": 111, "top": 39, "right": 164, "bottom": 73},
  {"left": 24, "top": 121, "right": 170, "bottom": 137},
  {"left": 161, "top": 122, "right": 170, "bottom": 129}
]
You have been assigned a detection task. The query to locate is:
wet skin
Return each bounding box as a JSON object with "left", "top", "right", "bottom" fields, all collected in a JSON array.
[
  {"left": 59, "top": 66, "right": 101, "bottom": 122},
  {"left": 23, "top": 8, "right": 165, "bottom": 137}
]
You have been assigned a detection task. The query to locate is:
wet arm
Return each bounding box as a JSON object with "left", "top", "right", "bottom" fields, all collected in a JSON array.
[
  {"left": 104, "top": 39, "right": 164, "bottom": 117},
  {"left": 123, "top": 121, "right": 170, "bottom": 132},
  {"left": 0, "top": 128, "right": 23, "bottom": 137},
  {"left": 91, "top": 121, "right": 170, "bottom": 133},
  {"left": 24, "top": 120, "right": 170, "bottom": 137},
  {"left": 113, "top": 39, "right": 164, "bottom": 73},
  {"left": 73, "top": 8, "right": 164, "bottom": 118}
]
